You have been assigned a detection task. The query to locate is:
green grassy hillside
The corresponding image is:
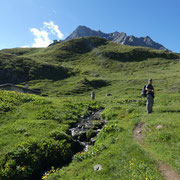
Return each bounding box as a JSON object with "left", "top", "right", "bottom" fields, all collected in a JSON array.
[{"left": 0, "top": 37, "right": 180, "bottom": 179}]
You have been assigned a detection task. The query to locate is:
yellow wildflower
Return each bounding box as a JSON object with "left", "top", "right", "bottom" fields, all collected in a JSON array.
[{"left": 42, "top": 175, "right": 46, "bottom": 179}]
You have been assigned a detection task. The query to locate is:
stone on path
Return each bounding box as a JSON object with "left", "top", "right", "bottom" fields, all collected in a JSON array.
[
  {"left": 91, "top": 91, "right": 95, "bottom": 100},
  {"left": 94, "top": 164, "right": 102, "bottom": 171},
  {"left": 106, "top": 93, "right": 111, "bottom": 96},
  {"left": 156, "top": 125, "right": 163, "bottom": 129}
]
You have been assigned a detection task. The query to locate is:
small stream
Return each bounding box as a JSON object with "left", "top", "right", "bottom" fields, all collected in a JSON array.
[
  {"left": 69, "top": 109, "right": 107, "bottom": 152},
  {"left": 42, "top": 109, "right": 106, "bottom": 179}
]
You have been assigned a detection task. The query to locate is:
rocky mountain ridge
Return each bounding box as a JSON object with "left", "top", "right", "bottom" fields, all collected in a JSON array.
[{"left": 65, "top": 25, "right": 168, "bottom": 50}]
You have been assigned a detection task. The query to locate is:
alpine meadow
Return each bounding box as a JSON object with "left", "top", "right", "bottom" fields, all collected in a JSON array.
[{"left": 0, "top": 36, "right": 180, "bottom": 180}]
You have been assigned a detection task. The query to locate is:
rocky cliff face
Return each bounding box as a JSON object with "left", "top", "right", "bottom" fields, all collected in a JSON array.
[{"left": 65, "top": 26, "right": 167, "bottom": 50}]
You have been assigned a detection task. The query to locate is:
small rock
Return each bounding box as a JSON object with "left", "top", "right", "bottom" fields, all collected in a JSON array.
[
  {"left": 156, "top": 125, "right": 163, "bottom": 129},
  {"left": 79, "top": 141, "right": 86, "bottom": 146},
  {"left": 85, "top": 124, "right": 89, "bottom": 128},
  {"left": 90, "top": 137, "right": 96, "bottom": 144},
  {"left": 77, "top": 124, "right": 82, "bottom": 128},
  {"left": 91, "top": 91, "right": 95, "bottom": 100},
  {"left": 70, "top": 129, "right": 76, "bottom": 137},
  {"left": 94, "top": 164, "right": 102, "bottom": 171},
  {"left": 106, "top": 93, "right": 111, "bottom": 96},
  {"left": 137, "top": 130, "right": 141, "bottom": 134},
  {"left": 97, "top": 129, "right": 101, "bottom": 132},
  {"left": 92, "top": 73, "right": 99, "bottom": 77},
  {"left": 84, "top": 145, "right": 92, "bottom": 152}
]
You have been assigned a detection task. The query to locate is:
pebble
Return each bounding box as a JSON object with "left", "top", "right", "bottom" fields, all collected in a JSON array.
[
  {"left": 94, "top": 164, "right": 102, "bottom": 171},
  {"left": 156, "top": 125, "right": 163, "bottom": 129}
]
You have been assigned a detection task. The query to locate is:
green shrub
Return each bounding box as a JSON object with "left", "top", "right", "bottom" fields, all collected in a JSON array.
[
  {"left": 0, "top": 139, "right": 72, "bottom": 180},
  {"left": 49, "top": 131, "right": 72, "bottom": 142},
  {"left": 36, "top": 106, "right": 61, "bottom": 121},
  {"left": 103, "top": 124, "right": 124, "bottom": 133},
  {"left": 101, "top": 106, "right": 121, "bottom": 120},
  {"left": 0, "top": 91, "right": 51, "bottom": 114},
  {"left": 0, "top": 102, "right": 12, "bottom": 113},
  {"left": 86, "top": 129, "right": 97, "bottom": 141}
]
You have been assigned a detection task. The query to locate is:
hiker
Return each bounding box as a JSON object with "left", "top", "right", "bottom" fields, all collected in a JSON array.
[{"left": 146, "top": 79, "right": 154, "bottom": 114}]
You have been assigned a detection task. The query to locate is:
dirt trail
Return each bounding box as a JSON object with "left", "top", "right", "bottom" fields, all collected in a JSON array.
[
  {"left": 133, "top": 122, "right": 180, "bottom": 180},
  {"left": 133, "top": 122, "right": 146, "bottom": 144}
]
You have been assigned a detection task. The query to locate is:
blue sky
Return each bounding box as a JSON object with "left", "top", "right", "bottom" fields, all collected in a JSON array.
[{"left": 0, "top": 0, "right": 180, "bottom": 52}]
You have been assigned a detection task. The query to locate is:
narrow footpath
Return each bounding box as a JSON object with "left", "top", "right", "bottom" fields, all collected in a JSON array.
[{"left": 133, "top": 122, "right": 180, "bottom": 180}]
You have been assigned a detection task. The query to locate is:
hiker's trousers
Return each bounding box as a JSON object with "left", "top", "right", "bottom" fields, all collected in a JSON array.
[{"left": 147, "top": 94, "right": 154, "bottom": 113}]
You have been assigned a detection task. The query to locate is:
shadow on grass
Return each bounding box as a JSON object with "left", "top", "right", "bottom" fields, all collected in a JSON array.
[{"left": 160, "top": 109, "right": 180, "bottom": 113}]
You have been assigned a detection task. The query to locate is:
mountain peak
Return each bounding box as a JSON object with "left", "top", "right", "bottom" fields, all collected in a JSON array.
[
  {"left": 65, "top": 26, "right": 168, "bottom": 50},
  {"left": 76, "top": 25, "right": 90, "bottom": 31},
  {"left": 145, "top": 35, "right": 151, "bottom": 39}
]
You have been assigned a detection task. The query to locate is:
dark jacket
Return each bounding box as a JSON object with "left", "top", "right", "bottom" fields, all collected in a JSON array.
[{"left": 146, "top": 84, "right": 154, "bottom": 98}]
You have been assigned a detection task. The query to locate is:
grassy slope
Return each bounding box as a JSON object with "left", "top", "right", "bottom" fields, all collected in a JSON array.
[
  {"left": 0, "top": 91, "right": 103, "bottom": 179},
  {"left": 0, "top": 37, "right": 180, "bottom": 179}
]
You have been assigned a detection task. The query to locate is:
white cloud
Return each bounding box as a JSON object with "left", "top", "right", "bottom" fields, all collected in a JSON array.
[
  {"left": 43, "top": 21, "right": 63, "bottom": 39},
  {"left": 30, "top": 28, "right": 51, "bottom": 47},
  {"left": 21, "top": 45, "right": 30, "bottom": 48},
  {"left": 30, "top": 21, "right": 63, "bottom": 48}
]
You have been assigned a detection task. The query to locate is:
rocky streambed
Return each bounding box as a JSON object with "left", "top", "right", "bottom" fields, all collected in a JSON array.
[
  {"left": 69, "top": 109, "right": 107, "bottom": 152},
  {"left": 41, "top": 110, "right": 106, "bottom": 179}
]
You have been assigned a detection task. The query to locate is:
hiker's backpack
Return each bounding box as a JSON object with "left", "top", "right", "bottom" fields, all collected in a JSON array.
[{"left": 141, "top": 85, "right": 147, "bottom": 97}]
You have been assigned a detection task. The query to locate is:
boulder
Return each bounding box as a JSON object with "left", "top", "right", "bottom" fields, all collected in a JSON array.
[
  {"left": 94, "top": 164, "right": 102, "bottom": 171},
  {"left": 156, "top": 125, "right": 163, "bottom": 129},
  {"left": 106, "top": 93, "right": 112, "bottom": 96}
]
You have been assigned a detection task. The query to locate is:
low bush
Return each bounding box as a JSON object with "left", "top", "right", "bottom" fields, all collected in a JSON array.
[
  {"left": 49, "top": 130, "right": 72, "bottom": 142},
  {"left": 0, "top": 91, "right": 51, "bottom": 114},
  {"left": 36, "top": 106, "right": 61, "bottom": 121},
  {"left": 86, "top": 129, "right": 97, "bottom": 141},
  {"left": 0, "top": 139, "right": 72, "bottom": 180}
]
